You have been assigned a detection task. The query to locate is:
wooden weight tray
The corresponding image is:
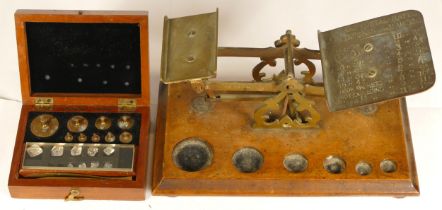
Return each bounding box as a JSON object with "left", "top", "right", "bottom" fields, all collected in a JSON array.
[{"left": 152, "top": 83, "right": 418, "bottom": 196}]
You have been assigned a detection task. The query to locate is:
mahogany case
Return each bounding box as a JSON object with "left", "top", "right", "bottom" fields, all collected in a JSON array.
[{"left": 8, "top": 10, "right": 150, "bottom": 200}]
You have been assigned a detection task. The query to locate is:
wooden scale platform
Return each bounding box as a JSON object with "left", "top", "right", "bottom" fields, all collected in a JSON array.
[{"left": 152, "top": 10, "right": 435, "bottom": 196}]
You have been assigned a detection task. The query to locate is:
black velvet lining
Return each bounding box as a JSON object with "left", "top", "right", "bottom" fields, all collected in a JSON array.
[
  {"left": 25, "top": 22, "right": 141, "bottom": 94},
  {"left": 25, "top": 112, "right": 141, "bottom": 145}
]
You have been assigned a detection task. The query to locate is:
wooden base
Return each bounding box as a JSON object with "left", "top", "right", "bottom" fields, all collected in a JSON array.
[
  {"left": 8, "top": 105, "right": 150, "bottom": 200},
  {"left": 152, "top": 83, "right": 419, "bottom": 196}
]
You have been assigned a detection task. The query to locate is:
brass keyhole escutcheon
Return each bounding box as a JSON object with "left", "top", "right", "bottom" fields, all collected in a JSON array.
[
  {"left": 65, "top": 188, "right": 84, "bottom": 201},
  {"left": 30, "top": 114, "right": 59, "bottom": 138}
]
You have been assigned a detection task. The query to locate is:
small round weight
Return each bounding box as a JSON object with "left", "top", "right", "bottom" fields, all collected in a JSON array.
[
  {"left": 64, "top": 132, "right": 74, "bottom": 142},
  {"left": 67, "top": 115, "right": 88, "bottom": 133},
  {"left": 105, "top": 132, "right": 116, "bottom": 143},
  {"left": 172, "top": 138, "right": 213, "bottom": 172},
  {"left": 95, "top": 116, "right": 111, "bottom": 130},
  {"left": 91, "top": 133, "right": 101, "bottom": 143},
  {"left": 117, "top": 115, "right": 134, "bottom": 130},
  {"left": 232, "top": 147, "right": 264, "bottom": 173},
  {"left": 78, "top": 133, "right": 87, "bottom": 142},
  {"left": 30, "top": 114, "right": 59, "bottom": 138},
  {"left": 119, "top": 131, "right": 133, "bottom": 144}
]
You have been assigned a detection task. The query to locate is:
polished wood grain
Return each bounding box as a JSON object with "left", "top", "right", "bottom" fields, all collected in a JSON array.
[
  {"left": 9, "top": 10, "right": 150, "bottom": 200},
  {"left": 152, "top": 83, "right": 419, "bottom": 196}
]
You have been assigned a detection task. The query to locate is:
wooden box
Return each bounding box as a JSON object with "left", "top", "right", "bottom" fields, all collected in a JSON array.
[{"left": 8, "top": 10, "right": 150, "bottom": 200}]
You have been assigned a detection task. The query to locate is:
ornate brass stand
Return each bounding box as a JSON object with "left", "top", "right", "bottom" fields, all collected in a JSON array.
[
  {"left": 162, "top": 11, "right": 326, "bottom": 129},
  {"left": 192, "top": 31, "right": 324, "bottom": 128}
]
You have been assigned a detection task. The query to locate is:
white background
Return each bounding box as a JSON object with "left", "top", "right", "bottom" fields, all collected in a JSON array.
[{"left": 0, "top": 0, "right": 441, "bottom": 210}]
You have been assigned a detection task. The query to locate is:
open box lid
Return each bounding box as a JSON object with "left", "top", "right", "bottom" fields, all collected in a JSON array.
[{"left": 15, "top": 10, "right": 149, "bottom": 107}]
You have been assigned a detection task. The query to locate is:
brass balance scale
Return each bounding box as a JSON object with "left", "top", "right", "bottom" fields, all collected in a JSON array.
[{"left": 154, "top": 10, "right": 435, "bottom": 196}]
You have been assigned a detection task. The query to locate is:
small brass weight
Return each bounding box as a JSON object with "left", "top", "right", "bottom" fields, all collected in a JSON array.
[
  {"left": 95, "top": 116, "right": 111, "bottom": 130},
  {"left": 67, "top": 116, "right": 88, "bottom": 133},
  {"left": 30, "top": 114, "right": 59, "bottom": 138}
]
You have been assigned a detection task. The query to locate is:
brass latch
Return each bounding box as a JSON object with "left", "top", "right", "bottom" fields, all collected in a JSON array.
[
  {"left": 65, "top": 188, "right": 84, "bottom": 201},
  {"left": 35, "top": 97, "right": 53, "bottom": 110},
  {"left": 118, "top": 98, "right": 137, "bottom": 112}
]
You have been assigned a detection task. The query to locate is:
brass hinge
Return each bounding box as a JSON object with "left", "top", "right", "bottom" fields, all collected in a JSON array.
[
  {"left": 35, "top": 97, "right": 53, "bottom": 110},
  {"left": 118, "top": 98, "right": 137, "bottom": 112}
]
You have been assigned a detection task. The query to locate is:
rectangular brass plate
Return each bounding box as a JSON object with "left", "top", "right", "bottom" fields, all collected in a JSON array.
[
  {"left": 319, "top": 10, "right": 435, "bottom": 111},
  {"left": 161, "top": 11, "right": 218, "bottom": 83}
]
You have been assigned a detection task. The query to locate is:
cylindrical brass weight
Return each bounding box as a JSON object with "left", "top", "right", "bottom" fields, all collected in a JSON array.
[
  {"left": 30, "top": 114, "right": 59, "bottom": 138},
  {"left": 119, "top": 131, "right": 133, "bottom": 144},
  {"left": 67, "top": 115, "right": 88, "bottom": 133},
  {"left": 95, "top": 116, "right": 111, "bottom": 130},
  {"left": 117, "top": 115, "right": 134, "bottom": 130}
]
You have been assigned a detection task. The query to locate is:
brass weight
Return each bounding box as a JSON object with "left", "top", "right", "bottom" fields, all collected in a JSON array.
[
  {"left": 119, "top": 131, "right": 133, "bottom": 144},
  {"left": 91, "top": 133, "right": 101, "bottom": 142},
  {"left": 67, "top": 116, "right": 88, "bottom": 133},
  {"left": 117, "top": 115, "right": 134, "bottom": 130},
  {"left": 78, "top": 133, "right": 88, "bottom": 142},
  {"left": 64, "top": 132, "right": 74, "bottom": 142},
  {"left": 105, "top": 132, "right": 116, "bottom": 143},
  {"left": 30, "top": 114, "right": 59, "bottom": 138},
  {"left": 95, "top": 116, "right": 111, "bottom": 130}
]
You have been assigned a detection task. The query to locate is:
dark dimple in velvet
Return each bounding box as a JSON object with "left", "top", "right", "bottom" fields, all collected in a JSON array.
[
  {"left": 25, "top": 22, "right": 141, "bottom": 94},
  {"left": 25, "top": 112, "right": 141, "bottom": 145}
]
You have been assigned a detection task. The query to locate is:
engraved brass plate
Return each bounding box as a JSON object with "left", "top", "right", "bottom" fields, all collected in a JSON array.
[
  {"left": 161, "top": 10, "right": 218, "bottom": 83},
  {"left": 319, "top": 10, "right": 435, "bottom": 111}
]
